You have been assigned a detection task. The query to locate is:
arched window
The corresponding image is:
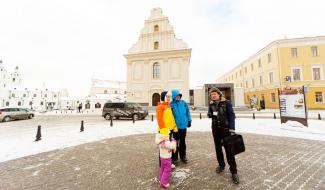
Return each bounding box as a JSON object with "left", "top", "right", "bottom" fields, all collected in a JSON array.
[
  {"left": 11, "top": 93, "right": 15, "bottom": 98},
  {"left": 12, "top": 78, "right": 15, "bottom": 82},
  {"left": 95, "top": 102, "right": 101, "bottom": 108},
  {"left": 29, "top": 101, "right": 33, "bottom": 106},
  {"left": 154, "top": 41, "right": 159, "bottom": 49},
  {"left": 33, "top": 94, "right": 37, "bottom": 98},
  {"left": 40, "top": 101, "right": 44, "bottom": 106},
  {"left": 104, "top": 90, "right": 108, "bottom": 94},
  {"left": 153, "top": 63, "right": 160, "bottom": 79},
  {"left": 154, "top": 25, "right": 159, "bottom": 32},
  {"left": 18, "top": 101, "right": 22, "bottom": 106},
  {"left": 6, "top": 102, "right": 9, "bottom": 106}
]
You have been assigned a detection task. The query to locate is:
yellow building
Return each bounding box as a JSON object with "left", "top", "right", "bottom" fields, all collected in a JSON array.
[{"left": 217, "top": 36, "right": 325, "bottom": 109}]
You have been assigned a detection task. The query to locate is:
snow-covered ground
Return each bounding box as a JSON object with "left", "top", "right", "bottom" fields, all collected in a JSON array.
[{"left": 0, "top": 118, "right": 324, "bottom": 163}]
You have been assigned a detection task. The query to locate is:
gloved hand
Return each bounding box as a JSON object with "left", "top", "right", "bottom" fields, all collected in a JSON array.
[
  {"left": 229, "top": 129, "right": 236, "bottom": 135},
  {"left": 188, "top": 121, "right": 192, "bottom": 128}
]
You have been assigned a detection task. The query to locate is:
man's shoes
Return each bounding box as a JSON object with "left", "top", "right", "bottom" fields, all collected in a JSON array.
[
  {"left": 216, "top": 166, "right": 225, "bottom": 173},
  {"left": 181, "top": 157, "right": 188, "bottom": 164},
  {"left": 232, "top": 174, "right": 240, "bottom": 184},
  {"left": 172, "top": 159, "right": 179, "bottom": 166}
]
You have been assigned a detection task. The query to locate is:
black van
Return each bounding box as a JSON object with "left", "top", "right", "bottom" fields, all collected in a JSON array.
[{"left": 102, "top": 102, "right": 148, "bottom": 120}]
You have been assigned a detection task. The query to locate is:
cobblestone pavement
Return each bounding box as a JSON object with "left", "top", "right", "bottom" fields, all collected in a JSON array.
[{"left": 0, "top": 132, "right": 324, "bottom": 190}]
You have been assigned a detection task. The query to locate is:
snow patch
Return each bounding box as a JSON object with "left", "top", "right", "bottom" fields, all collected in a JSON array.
[{"left": 23, "top": 163, "right": 43, "bottom": 170}]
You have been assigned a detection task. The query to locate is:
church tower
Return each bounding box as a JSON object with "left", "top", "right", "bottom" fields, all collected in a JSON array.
[
  {"left": 124, "top": 8, "right": 191, "bottom": 106},
  {"left": 9, "top": 66, "right": 22, "bottom": 88},
  {"left": 0, "top": 59, "right": 8, "bottom": 89}
]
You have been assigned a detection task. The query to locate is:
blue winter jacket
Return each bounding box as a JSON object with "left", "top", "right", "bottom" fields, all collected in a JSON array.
[{"left": 170, "top": 90, "right": 192, "bottom": 129}]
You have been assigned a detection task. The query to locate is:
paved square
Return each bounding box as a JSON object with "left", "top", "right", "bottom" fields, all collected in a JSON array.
[{"left": 0, "top": 132, "right": 324, "bottom": 190}]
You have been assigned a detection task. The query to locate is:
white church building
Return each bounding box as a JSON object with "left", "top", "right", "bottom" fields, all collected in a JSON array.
[
  {"left": 0, "top": 60, "right": 61, "bottom": 111},
  {"left": 124, "top": 8, "right": 191, "bottom": 106}
]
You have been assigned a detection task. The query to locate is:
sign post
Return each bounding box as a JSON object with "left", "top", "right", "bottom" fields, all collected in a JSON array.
[{"left": 278, "top": 86, "right": 308, "bottom": 127}]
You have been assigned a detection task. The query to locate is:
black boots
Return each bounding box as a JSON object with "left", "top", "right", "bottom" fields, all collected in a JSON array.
[
  {"left": 232, "top": 174, "right": 240, "bottom": 184},
  {"left": 181, "top": 157, "right": 188, "bottom": 164},
  {"left": 216, "top": 166, "right": 225, "bottom": 173}
]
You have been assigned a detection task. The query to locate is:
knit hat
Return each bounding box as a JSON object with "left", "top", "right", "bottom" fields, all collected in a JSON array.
[
  {"left": 160, "top": 91, "right": 168, "bottom": 101},
  {"left": 209, "top": 87, "right": 223, "bottom": 97}
]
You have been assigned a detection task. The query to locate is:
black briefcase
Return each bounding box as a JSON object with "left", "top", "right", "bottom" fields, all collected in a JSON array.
[{"left": 223, "top": 134, "right": 245, "bottom": 156}]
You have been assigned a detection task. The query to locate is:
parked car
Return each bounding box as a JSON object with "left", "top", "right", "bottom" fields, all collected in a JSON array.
[
  {"left": 102, "top": 102, "right": 148, "bottom": 120},
  {"left": 0, "top": 108, "right": 35, "bottom": 122}
]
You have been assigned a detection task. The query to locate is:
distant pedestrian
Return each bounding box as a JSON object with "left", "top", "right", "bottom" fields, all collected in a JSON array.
[
  {"left": 155, "top": 128, "right": 176, "bottom": 188},
  {"left": 207, "top": 87, "right": 239, "bottom": 184},
  {"left": 170, "top": 89, "right": 192, "bottom": 164}
]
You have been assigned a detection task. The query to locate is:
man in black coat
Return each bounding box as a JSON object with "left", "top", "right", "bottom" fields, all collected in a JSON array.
[{"left": 207, "top": 87, "right": 239, "bottom": 184}]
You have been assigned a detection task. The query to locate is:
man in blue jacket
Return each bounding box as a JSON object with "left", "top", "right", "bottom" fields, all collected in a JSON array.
[
  {"left": 170, "top": 89, "right": 192, "bottom": 164},
  {"left": 207, "top": 87, "right": 239, "bottom": 184}
]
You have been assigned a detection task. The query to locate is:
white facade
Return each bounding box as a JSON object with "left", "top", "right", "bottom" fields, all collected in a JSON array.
[
  {"left": 124, "top": 8, "right": 191, "bottom": 106},
  {"left": 0, "top": 60, "right": 61, "bottom": 111}
]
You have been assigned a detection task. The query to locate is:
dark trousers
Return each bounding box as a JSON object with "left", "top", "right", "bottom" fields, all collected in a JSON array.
[
  {"left": 172, "top": 129, "right": 187, "bottom": 161},
  {"left": 212, "top": 126, "right": 237, "bottom": 174}
]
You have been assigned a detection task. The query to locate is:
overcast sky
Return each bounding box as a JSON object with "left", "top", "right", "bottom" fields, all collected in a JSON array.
[{"left": 1, "top": 0, "right": 325, "bottom": 98}]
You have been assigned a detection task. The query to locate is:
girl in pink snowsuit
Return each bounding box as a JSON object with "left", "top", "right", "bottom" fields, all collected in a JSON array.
[{"left": 155, "top": 129, "right": 176, "bottom": 188}]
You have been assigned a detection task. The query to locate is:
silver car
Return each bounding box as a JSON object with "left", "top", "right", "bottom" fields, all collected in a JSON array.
[{"left": 0, "top": 108, "right": 35, "bottom": 122}]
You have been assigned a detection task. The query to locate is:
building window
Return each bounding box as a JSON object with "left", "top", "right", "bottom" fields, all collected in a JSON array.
[
  {"left": 271, "top": 93, "right": 276, "bottom": 103},
  {"left": 12, "top": 78, "right": 16, "bottom": 82},
  {"left": 269, "top": 72, "right": 274, "bottom": 84},
  {"left": 44, "top": 94, "right": 47, "bottom": 98},
  {"left": 29, "top": 101, "right": 33, "bottom": 106},
  {"left": 311, "top": 46, "right": 318, "bottom": 57},
  {"left": 6, "top": 102, "right": 9, "bottom": 106},
  {"left": 154, "top": 41, "right": 159, "bottom": 49},
  {"left": 40, "top": 101, "right": 44, "bottom": 106},
  {"left": 252, "top": 78, "right": 255, "bottom": 88},
  {"left": 268, "top": 53, "right": 272, "bottom": 63},
  {"left": 259, "top": 76, "right": 263, "bottom": 86},
  {"left": 312, "top": 66, "right": 323, "bottom": 80},
  {"left": 153, "top": 62, "right": 160, "bottom": 79},
  {"left": 258, "top": 59, "right": 262, "bottom": 67},
  {"left": 95, "top": 102, "right": 101, "bottom": 108},
  {"left": 33, "top": 94, "right": 37, "bottom": 98},
  {"left": 104, "top": 90, "right": 108, "bottom": 94},
  {"left": 292, "top": 67, "right": 302, "bottom": 81},
  {"left": 315, "top": 92, "right": 323, "bottom": 103},
  {"left": 12, "top": 93, "right": 15, "bottom": 98},
  {"left": 114, "top": 91, "right": 118, "bottom": 94},
  {"left": 18, "top": 101, "right": 22, "bottom": 106},
  {"left": 251, "top": 63, "right": 254, "bottom": 71},
  {"left": 291, "top": 48, "right": 298, "bottom": 58},
  {"left": 154, "top": 25, "right": 159, "bottom": 32},
  {"left": 23, "top": 94, "right": 27, "bottom": 97},
  {"left": 54, "top": 95, "right": 57, "bottom": 98}
]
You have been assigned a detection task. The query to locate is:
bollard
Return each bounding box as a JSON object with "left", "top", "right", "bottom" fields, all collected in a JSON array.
[
  {"left": 253, "top": 113, "right": 255, "bottom": 119},
  {"left": 318, "top": 113, "right": 322, "bottom": 120},
  {"left": 35, "top": 125, "right": 42, "bottom": 141},
  {"left": 80, "top": 120, "right": 84, "bottom": 132},
  {"left": 110, "top": 117, "right": 113, "bottom": 127},
  {"left": 200, "top": 113, "right": 202, "bottom": 119},
  {"left": 151, "top": 115, "right": 154, "bottom": 122},
  {"left": 273, "top": 113, "right": 276, "bottom": 119}
]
